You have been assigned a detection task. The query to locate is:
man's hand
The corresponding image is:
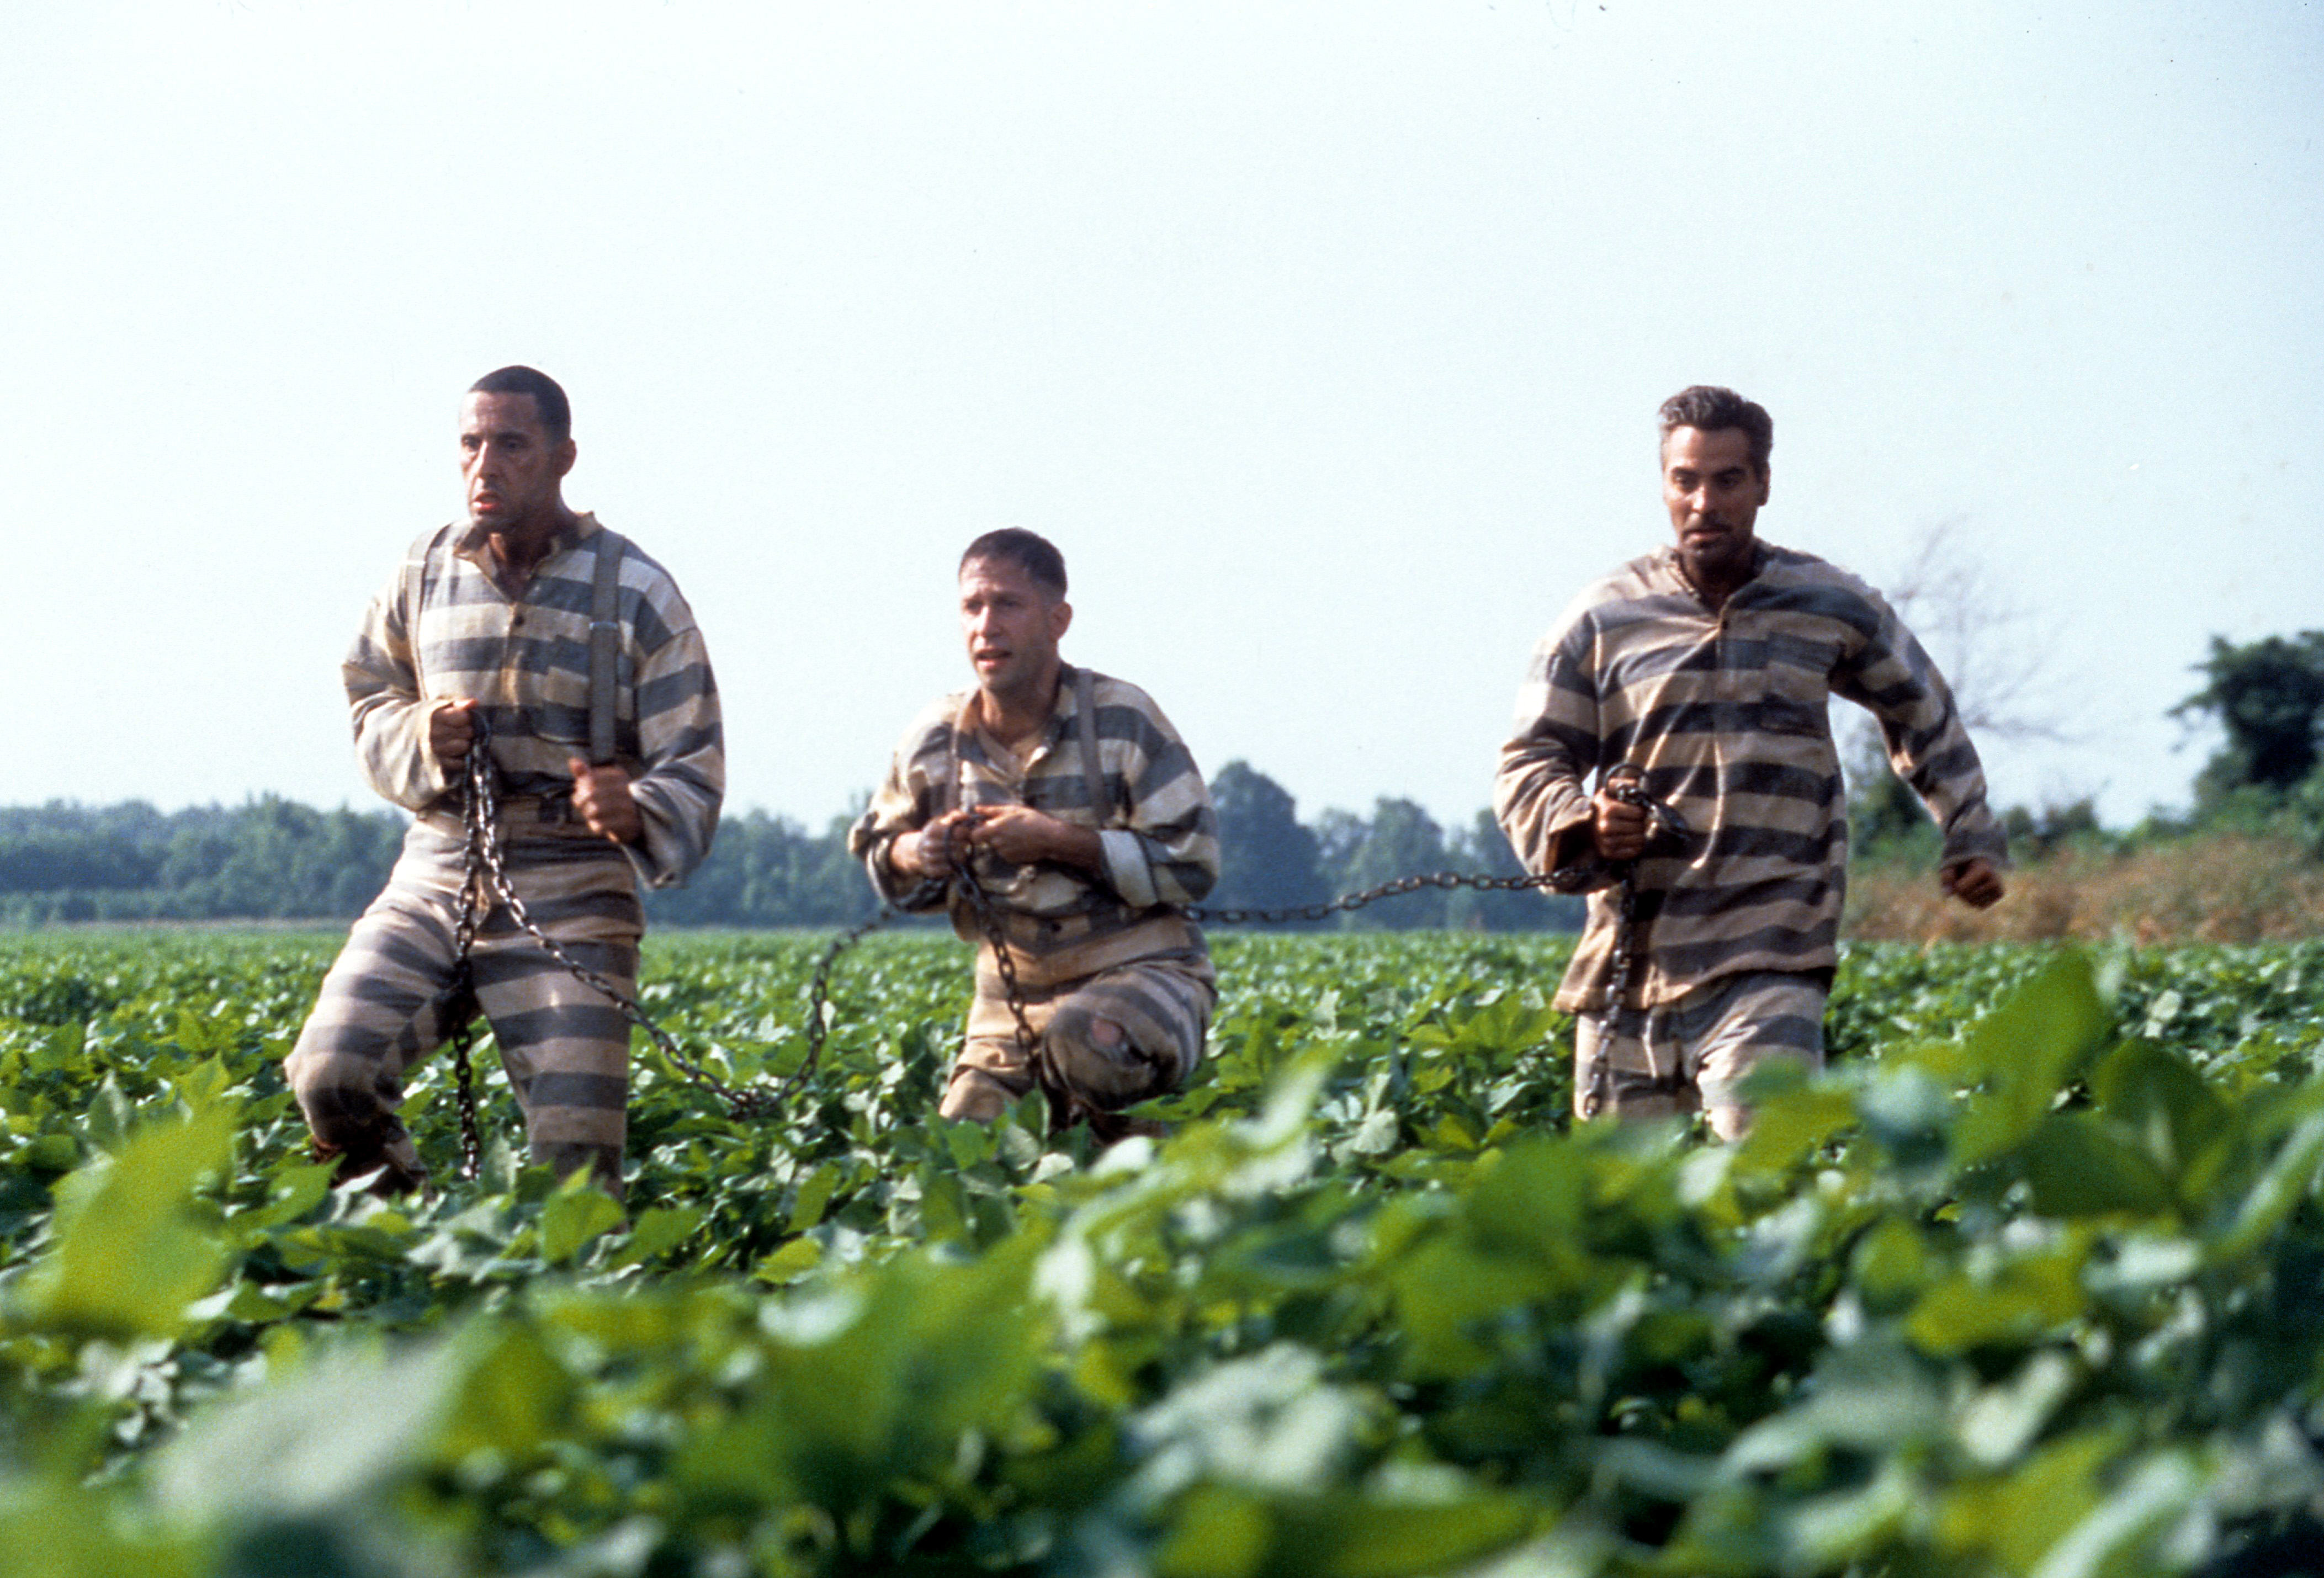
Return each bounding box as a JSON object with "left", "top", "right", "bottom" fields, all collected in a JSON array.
[
  {"left": 891, "top": 809, "right": 977, "bottom": 878},
  {"left": 965, "top": 804, "right": 1103, "bottom": 870},
  {"left": 1941, "top": 858, "right": 2005, "bottom": 910},
  {"left": 429, "top": 699, "right": 479, "bottom": 766},
  {"left": 567, "top": 756, "right": 644, "bottom": 846},
  {"left": 1592, "top": 787, "right": 1649, "bottom": 863}
]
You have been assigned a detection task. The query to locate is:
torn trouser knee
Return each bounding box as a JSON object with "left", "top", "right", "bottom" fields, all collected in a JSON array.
[{"left": 945, "top": 955, "right": 1215, "bottom": 1121}]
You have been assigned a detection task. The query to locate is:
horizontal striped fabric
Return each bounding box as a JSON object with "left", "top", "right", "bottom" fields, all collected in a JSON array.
[
  {"left": 850, "top": 665, "right": 1221, "bottom": 987},
  {"left": 1495, "top": 542, "right": 2007, "bottom": 1012},
  {"left": 285, "top": 833, "right": 644, "bottom": 1193},
  {"left": 344, "top": 513, "right": 723, "bottom": 889}
]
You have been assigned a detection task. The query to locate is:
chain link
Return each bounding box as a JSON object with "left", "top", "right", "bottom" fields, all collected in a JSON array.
[
  {"left": 944, "top": 851, "right": 1118, "bottom": 1135},
  {"left": 442, "top": 728, "right": 1692, "bottom": 1157},
  {"left": 1184, "top": 866, "right": 1595, "bottom": 927},
  {"left": 443, "top": 721, "right": 827, "bottom": 1173},
  {"left": 924, "top": 769, "right": 1689, "bottom": 1134},
  {"left": 1574, "top": 768, "right": 1694, "bottom": 1119}
]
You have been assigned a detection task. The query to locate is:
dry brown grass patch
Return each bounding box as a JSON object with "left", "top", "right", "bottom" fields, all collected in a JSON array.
[{"left": 1844, "top": 833, "right": 2324, "bottom": 944}]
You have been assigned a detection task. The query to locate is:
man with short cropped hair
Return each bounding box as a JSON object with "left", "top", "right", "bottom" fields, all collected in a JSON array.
[
  {"left": 850, "top": 529, "right": 1219, "bottom": 1135},
  {"left": 285, "top": 366, "right": 723, "bottom": 1195},
  {"left": 1495, "top": 385, "right": 2007, "bottom": 1137}
]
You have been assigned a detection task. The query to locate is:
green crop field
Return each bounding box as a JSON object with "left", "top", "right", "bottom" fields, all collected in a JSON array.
[{"left": 2, "top": 929, "right": 2322, "bottom": 1577}]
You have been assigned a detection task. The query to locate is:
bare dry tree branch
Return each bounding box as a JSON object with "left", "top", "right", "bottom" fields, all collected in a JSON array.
[{"left": 1879, "top": 517, "right": 2076, "bottom": 746}]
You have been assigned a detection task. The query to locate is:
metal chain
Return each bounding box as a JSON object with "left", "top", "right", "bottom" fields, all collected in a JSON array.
[
  {"left": 443, "top": 721, "right": 841, "bottom": 1170},
  {"left": 916, "top": 770, "right": 1690, "bottom": 1135},
  {"left": 1575, "top": 768, "right": 1694, "bottom": 1120},
  {"left": 446, "top": 747, "right": 491, "bottom": 1179},
  {"left": 945, "top": 851, "right": 1142, "bottom": 1138},
  {"left": 444, "top": 727, "right": 1691, "bottom": 1154},
  {"left": 798, "top": 904, "right": 903, "bottom": 1085},
  {"left": 1184, "top": 866, "right": 1596, "bottom": 927}
]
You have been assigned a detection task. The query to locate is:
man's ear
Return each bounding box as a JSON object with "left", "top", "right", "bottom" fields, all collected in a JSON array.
[
  {"left": 1754, "top": 464, "right": 1771, "bottom": 506},
  {"left": 1052, "top": 599, "right": 1073, "bottom": 641},
  {"left": 555, "top": 438, "right": 579, "bottom": 480}
]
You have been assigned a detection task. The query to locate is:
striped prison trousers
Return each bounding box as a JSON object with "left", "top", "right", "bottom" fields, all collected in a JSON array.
[
  {"left": 941, "top": 953, "right": 1216, "bottom": 1123},
  {"left": 1574, "top": 968, "right": 1826, "bottom": 1140},
  {"left": 285, "top": 817, "right": 641, "bottom": 1194}
]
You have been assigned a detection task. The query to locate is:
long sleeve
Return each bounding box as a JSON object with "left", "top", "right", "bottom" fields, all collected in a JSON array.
[
  {"left": 846, "top": 673, "right": 1219, "bottom": 922},
  {"left": 346, "top": 531, "right": 456, "bottom": 814},
  {"left": 1090, "top": 676, "right": 1218, "bottom": 909},
  {"left": 1833, "top": 591, "right": 2010, "bottom": 873},
  {"left": 1494, "top": 599, "right": 1609, "bottom": 883},
  {"left": 847, "top": 705, "right": 956, "bottom": 913},
  {"left": 619, "top": 574, "right": 724, "bottom": 889}
]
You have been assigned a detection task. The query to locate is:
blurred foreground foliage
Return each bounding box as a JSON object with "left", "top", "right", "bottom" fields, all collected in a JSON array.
[{"left": 2, "top": 930, "right": 2323, "bottom": 1576}]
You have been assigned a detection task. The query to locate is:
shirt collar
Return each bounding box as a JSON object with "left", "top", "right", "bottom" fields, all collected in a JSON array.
[
  {"left": 452, "top": 509, "right": 598, "bottom": 567},
  {"left": 961, "top": 662, "right": 1078, "bottom": 759},
  {"left": 1655, "top": 540, "right": 1770, "bottom": 600}
]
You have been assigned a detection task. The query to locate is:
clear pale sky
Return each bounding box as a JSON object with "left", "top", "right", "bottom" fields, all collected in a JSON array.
[{"left": 6, "top": 2, "right": 2318, "bottom": 835}]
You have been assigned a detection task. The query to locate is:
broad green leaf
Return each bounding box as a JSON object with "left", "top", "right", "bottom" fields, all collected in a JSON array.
[
  {"left": 19, "top": 1106, "right": 236, "bottom": 1338},
  {"left": 790, "top": 1163, "right": 841, "bottom": 1231},
  {"left": 1732, "top": 1083, "right": 1859, "bottom": 1178},
  {"left": 154, "top": 1340, "right": 463, "bottom": 1522},
  {"left": 1951, "top": 952, "right": 2113, "bottom": 1168},
  {"left": 1155, "top": 1482, "right": 1536, "bottom": 1578},
  {"left": 2020, "top": 1113, "right": 2177, "bottom": 1220},
  {"left": 1937, "top": 1427, "right": 2119, "bottom": 1570},
  {"left": 0, "top": 1485, "right": 210, "bottom": 1578},
  {"left": 2026, "top": 1450, "right": 2202, "bottom": 1578},
  {"left": 1906, "top": 1243, "right": 2088, "bottom": 1356},
  {"left": 433, "top": 1321, "right": 573, "bottom": 1464},
  {"left": 2209, "top": 1103, "right": 2324, "bottom": 1267},
  {"left": 540, "top": 1185, "right": 626, "bottom": 1265},
  {"left": 2089, "top": 1037, "right": 2234, "bottom": 1199},
  {"left": 609, "top": 1205, "right": 703, "bottom": 1267},
  {"left": 1850, "top": 1218, "right": 1933, "bottom": 1311}
]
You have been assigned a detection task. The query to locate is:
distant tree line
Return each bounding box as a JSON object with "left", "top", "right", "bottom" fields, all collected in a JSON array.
[
  {"left": 1850, "top": 628, "right": 2324, "bottom": 863},
  {"left": 17, "top": 628, "right": 2317, "bottom": 931},
  {"left": 0, "top": 762, "right": 1582, "bottom": 932}
]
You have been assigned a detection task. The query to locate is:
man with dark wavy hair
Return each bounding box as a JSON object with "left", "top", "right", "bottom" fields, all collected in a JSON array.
[
  {"left": 285, "top": 367, "right": 723, "bottom": 1195},
  {"left": 1496, "top": 385, "right": 2006, "bottom": 1136}
]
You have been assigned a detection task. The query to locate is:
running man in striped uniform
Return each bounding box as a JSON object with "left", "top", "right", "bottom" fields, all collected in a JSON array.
[
  {"left": 1495, "top": 386, "right": 2007, "bottom": 1138},
  {"left": 286, "top": 367, "right": 723, "bottom": 1194},
  {"left": 850, "top": 529, "right": 1220, "bottom": 1135}
]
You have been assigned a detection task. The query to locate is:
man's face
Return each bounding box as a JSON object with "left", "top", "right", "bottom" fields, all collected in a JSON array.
[
  {"left": 459, "top": 390, "right": 575, "bottom": 533},
  {"left": 1661, "top": 424, "right": 1769, "bottom": 588},
  {"left": 959, "top": 555, "right": 1071, "bottom": 701}
]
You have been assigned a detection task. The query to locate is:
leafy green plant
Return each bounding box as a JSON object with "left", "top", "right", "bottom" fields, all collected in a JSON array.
[{"left": 0, "top": 931, "right": 2320, "bottom": 1575}]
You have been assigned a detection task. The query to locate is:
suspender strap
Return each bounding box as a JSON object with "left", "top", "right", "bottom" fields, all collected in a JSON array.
[
  {"left": 1073, "top": 665, "right": 1112, "bottom": 827},
  {"left": 587, "top": 529, "right": 627, "bottom": 766}
]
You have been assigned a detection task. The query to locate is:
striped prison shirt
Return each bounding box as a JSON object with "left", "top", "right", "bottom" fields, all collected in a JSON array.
[
  {"left": 344, "top": 512, "right": 724, "bottom": 888},
  {"left": 1495, "top": 542, "right": 2008, "bottom": 1013},
  {"left": 850, "top": 666, "right": 1222, "bottom": 990}
]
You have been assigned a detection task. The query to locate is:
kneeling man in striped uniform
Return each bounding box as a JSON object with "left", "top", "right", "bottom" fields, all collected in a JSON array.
[
  {"left": 286, "top": 366, "right": 723, "bottom": 1194},
  {"left": 1495, "top": 386, "right": 2007, "bottom": 1138},
  {"left": 850, "top": 529, "right": 1220, "bottom": 1136}
]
